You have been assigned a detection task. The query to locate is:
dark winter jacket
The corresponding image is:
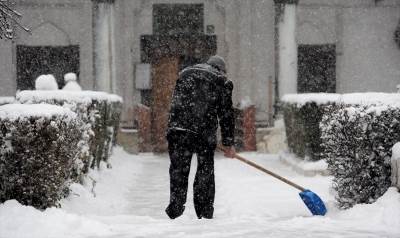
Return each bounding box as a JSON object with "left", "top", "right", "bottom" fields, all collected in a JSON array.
[{"left": 167, "top": 63, "right": 235, "bottom": 147}]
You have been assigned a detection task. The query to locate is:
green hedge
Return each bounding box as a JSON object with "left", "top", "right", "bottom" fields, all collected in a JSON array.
[
  {"left": 282, "top": 101, "right": 333, "bottom": 161},
  {"left": 16, "top": 91, "right": 123, "bottom": 173},
  {"left": 0, "top": 104, "right": 82, "bottom": 209},
  {"left": 321, "top": 104, "right": 399, "bottom": 208},
  {"left": 282, "top": 93, "right": 400, "bottom": 208}
]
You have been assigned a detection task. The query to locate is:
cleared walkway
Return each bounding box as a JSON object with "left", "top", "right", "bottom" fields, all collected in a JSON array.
[{"left": 1, "top": 148, "right": 399, "bottom": 238}]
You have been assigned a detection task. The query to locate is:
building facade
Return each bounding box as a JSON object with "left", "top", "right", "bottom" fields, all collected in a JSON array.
[{"left": 0, "top": 0, "right": 399, "bottom": 131}]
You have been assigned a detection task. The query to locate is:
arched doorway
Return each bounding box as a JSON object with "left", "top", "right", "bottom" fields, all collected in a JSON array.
[{"left": 140, "top": 3, "right": 217, "bottom": 152}]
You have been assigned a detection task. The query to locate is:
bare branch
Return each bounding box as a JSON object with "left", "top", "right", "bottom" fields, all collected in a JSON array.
[{"left": 0, "top": 0, "right": 30, "bottom": 40}]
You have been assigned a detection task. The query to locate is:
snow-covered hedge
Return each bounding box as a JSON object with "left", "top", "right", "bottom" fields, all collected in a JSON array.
[
  {"left": 282, "top": 94, "right": 340, "bottom": 161},
  {"left": 16, "top": 91, "right": 123, "bottom": 170},
  {"left": 283, "top": 93, "right": 400, "bottom": 208},
  {"left": 0, "top": 104, "right": 83, "bottom": 209},
  {"left": 282, "top": 93, "right": 400, "bottom": 161},
  {"left": 321, "top": 104, "right": 400, "bottom": 208}
]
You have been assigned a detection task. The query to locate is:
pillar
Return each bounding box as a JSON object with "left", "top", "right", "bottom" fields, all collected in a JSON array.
[
  {"left": 275, "top": 0, "right": 298, "bottom": 98},
  {"left": 93, "top": 0, "right": 116, "bottom": 93}
]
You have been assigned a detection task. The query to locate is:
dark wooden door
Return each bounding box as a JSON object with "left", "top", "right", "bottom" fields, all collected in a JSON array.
[
  {"left": 151, "top": 57, "right": 179, "bottom": 152},
  {"left": 297, "top": 44, "right": 336, "bottom": 93},
  {"left": 16, "top": 45, "right": 80, "bottom": 90}
]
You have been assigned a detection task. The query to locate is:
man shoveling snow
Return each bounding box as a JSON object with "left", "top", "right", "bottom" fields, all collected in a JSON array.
[{"left": 166, "top": 55, "right": 236, "bottom": 219}]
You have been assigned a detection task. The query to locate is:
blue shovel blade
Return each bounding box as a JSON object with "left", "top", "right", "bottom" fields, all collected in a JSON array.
[{"left": 299, "top": 189, "right": 327, "bottom": 216}]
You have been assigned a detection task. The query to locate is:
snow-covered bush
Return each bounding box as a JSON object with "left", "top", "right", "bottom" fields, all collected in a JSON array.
[
  {"left": 35, "top": 74, "right": 59, "bottom": 90},
  {"left": 0, "top": 104, "right": 82, "bottom": 209},
  {"left": 321, "top": 104, "right": 400, "bottom": 208},
  {"left": 16, "top": 90, "right": 123, "bottom": 170},
  {"left": 103, "top": 99, "right": 123, "bottom": 162},
  {"left": 282, "top": 94, "right": 340, "bottom": 161}
]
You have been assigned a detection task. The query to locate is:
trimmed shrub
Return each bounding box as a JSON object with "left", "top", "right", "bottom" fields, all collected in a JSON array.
[
  {"left": 16, "top": 90, "right": 123, "bottom": 172},
  {"left": 103, "top": 99, "right": 123, "bottom": 164},
  {"left": 282, "top": 94, "right": 340, "bottom": 161},
  {"left": 0, "top": 104, "right": 82, "bottom": 209},
  {"left": 321, "top": 104, "right": 400, "bottom": 208}
]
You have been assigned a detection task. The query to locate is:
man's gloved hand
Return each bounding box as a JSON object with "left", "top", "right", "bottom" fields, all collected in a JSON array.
[{"left": 223, "top": 146, "right": 236, "bottom": 159}]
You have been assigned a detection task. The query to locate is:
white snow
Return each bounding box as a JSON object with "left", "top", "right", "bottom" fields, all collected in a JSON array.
[
  {"left": 281, "top": 93, "right": 341, "bottom": 106},
  {"left": 35, "top": 74, "right": 59, "bottom": 91},
  {"left": 238, "top": 96, "right": 253, "bottom": 109},
  {"left": 63, "top": 73, "right": 82, "bottom": 91},
  {"left": 0, "top": 104, "right": 76, "bottom": 121},
  {"left": 17, "top": 90, "right": 123, "bottom": 104},
  {"left": 1, "top": 148, "right": 399, "bottom": 238},
  {"left": 0, "top": 97, "right": 15, "bottom": 105},
  {"left": 257, "top": 119, "right": 287, "bottom": 154},
  {"left": 279, "top": 152, "right": 329, "bottom": 176},
  {"left": 282, "top": 92, "right": 400, "bottom": 107},
  {"left": 64, "top": 72, "right": 77, "bottom": 82},
  {"left": 63, "top": 81, "right": 82, "bottom": 91}
]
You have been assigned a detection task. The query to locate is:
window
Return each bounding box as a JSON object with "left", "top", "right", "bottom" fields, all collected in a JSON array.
[
  {"left": 16, "top": 45, "right": 80, "bottom": 90},
  {"left": 153, "top": 4, "right": 204, "bottom": 35},
  {"left": 297, "top": 44, "right": 336, "bottom": 93}
]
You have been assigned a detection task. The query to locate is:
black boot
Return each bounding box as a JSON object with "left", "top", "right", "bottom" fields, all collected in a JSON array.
[{"left": 165, "top": 203, "right": 185, "bottom": 219}]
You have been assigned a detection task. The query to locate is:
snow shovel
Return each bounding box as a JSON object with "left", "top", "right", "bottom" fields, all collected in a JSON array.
[{"left": 218, "top": 145, "right": 327, "bottom": 216}]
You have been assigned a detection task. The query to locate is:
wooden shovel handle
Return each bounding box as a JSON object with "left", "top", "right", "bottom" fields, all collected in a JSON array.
[{"left": 218, "top": 145, "right": 306, "bottom": 192}]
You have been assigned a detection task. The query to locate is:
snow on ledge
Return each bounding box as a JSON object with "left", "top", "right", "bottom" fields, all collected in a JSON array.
[
  {"left": 0, "top": 97, "right": 15, "bottom": 105},
  {"left": 16, "top": 90, "right": 123, "bottom": 104},
  {"left": 282, "top": 93, "right": 400, "bottom": 107},
  {"left": 0, "top": 104, "right": 76, "bottom": 121},
  {"left": 281, "top": 93, "right": 341, "bottom": 106},
  {"left": 279, "top": 151, "right": 329, "bottom": 177}
]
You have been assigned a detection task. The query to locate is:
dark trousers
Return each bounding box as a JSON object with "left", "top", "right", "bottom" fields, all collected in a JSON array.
[{"left": 166, "top": 130, "right": 216, "bottom": 219}]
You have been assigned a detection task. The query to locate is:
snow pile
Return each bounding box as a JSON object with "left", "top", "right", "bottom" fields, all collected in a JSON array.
[
  {"left": 64, "top": 72, "right": 77, "bottom": 82},
  {"left": 0, "top": 97, "right": 15, "bottom": 106},
  {"left": 0, "top": 200, "right": 113, "bottom": 238},
  {"left": 257, "top": 119, "right": 287, "bottom": 154},
  {"left": 63, "top": 81, "right": 82, "bottom": 91},
  {"left": 62, "top": 72, "right": 82, "bottom": 91},
  {"left": 279, "top": 151, "right": 329, "bottom": 176},
  {"left": 35, "top": 74, "right": 59, "bottom": 90}
]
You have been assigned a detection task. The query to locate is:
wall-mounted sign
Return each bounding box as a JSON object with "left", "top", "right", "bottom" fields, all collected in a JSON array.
[{"left": 135, "top": 63, "right": 151, "bottom": 90}]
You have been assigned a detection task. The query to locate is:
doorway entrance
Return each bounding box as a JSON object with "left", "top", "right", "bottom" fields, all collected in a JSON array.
[
  {"left": 16, "top": 45, "right": 80, "bottom": 90},
  {"left": 140, "top": 3, "right": 217, "bottom": 152}
]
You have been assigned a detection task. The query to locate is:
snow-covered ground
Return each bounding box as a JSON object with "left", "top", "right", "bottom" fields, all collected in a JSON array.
[{"left": 1, "top": 147, "right": 399, "bottom": 238}]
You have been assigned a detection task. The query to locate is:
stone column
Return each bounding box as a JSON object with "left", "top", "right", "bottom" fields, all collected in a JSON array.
[
  {"left": 93, "top": 0, "right": 116, "bottom": 93},
  {"left": 275, "top": 0, "right": 298, "bottom": 98}
]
